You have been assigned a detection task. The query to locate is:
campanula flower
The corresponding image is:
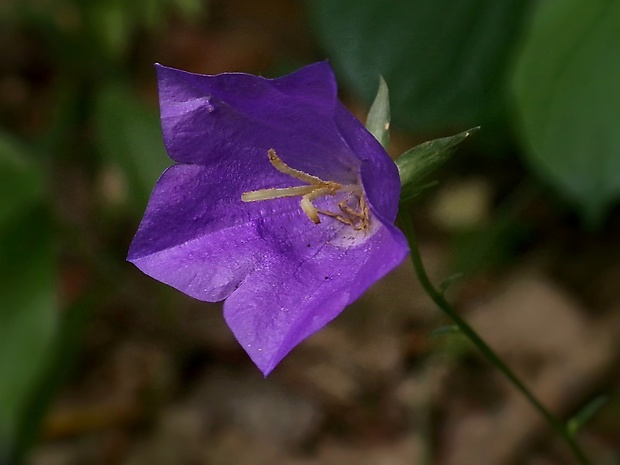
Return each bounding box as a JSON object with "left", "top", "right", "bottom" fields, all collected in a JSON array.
[{"left": 128, "top": 62, "right": 408, "bottom": 375}]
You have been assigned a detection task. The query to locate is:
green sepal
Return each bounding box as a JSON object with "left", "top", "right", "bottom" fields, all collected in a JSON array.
[
  {"left": 365, "top": 76, "right": 390, "bottom": 149},
  {"left": 396, "top": 127, "right": 479, "bottom": 202},
  {"left": 567, "top": 395, "right": 608, "bottom": 437},
  {"left": 430, "top": 325, "right": 461, "bottom": 337},
  {"left": 439, "top": 273, "right": 464, "bottom": 295}
]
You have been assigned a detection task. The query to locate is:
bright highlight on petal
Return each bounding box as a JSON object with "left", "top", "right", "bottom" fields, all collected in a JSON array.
[{"left": 128, "top": 62, "right": 409, "bottom": 375}]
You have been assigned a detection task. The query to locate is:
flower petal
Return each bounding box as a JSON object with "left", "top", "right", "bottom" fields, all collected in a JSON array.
[
  {"left": 129, "top": 162, "right": 408, "bottom": 375},
  {"left": 334, "top": 102, "right": 401, "bottom": 222},
  {"left": 157, "top": 62, "right": 359, "bottom": 184},
  {"left": 128, "top": 160, "right": 298, "bottom": 259},
  {"left": 128, "top": 162, "right": 306, "bottom": 300},
  {"left": 223, "top": 219, "right": 408, "bottom": 375}
]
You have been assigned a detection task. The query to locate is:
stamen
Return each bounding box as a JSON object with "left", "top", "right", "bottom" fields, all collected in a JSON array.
[
  {"left": 266, "top": 149, "right": 324, "bottom": 185},
  {"left": 300, "top": 196, "right": 320, "bottom": 224},
  {"left": 242, "top": 149, "right": 370, "bottom": 229},
  {"left": 241, "top": 185, "right": 317, "bottom": 202},
  {"left": 317, "top": 195, "right": 370, "bottom": 231}
]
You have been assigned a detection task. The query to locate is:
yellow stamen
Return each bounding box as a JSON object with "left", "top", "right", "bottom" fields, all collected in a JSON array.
[
  {"left": 241, "top": 185, "right": 317, "bottom": 202},
  {"left": 242, "top": 149, "right": 369, "bottom": 229},
  {"left": 266, "top": 149, "right": 324, "bottom": 185}
]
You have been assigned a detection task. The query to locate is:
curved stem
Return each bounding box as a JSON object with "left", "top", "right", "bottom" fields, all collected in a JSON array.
[{"left": 398, "top": 210, "right": 592, "bottom": 465}]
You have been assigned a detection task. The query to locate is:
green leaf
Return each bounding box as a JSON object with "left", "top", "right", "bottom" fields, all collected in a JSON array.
[
  {"left": 90, "top": 1, "right": 130, "bottom": 59},
  {"left": 95, "top": 82, "right": 171, "bottom": 208},
  {"left": 0, "top": 132, "right": 62, "bottom": 460},
  {"left": 0, "top": 133, "right": 43, "bottom": 229},
  {"left": 365, "top": 76, "right": 390, "bottom": 149},
  {"left": 567, "top": 395, "right": 608, "bottom": 436},
  {"left": 396, "top": 128, "right": 478, "bottom": 201},
  {"left": 171, "top": 0, "right": 205, "bottom": 18},
  {"left": 310, "top": 0, "right": 531, "bottom": 131},
  {"left": 11, "top": 298, "right": 93, "bottom": 464},
  {"left": 512, "top": 0, "right": 620, "bottom": 226},
  {"left": 0, "top": 135, "right": 55, "bottom": 459},
  {"left": 0, "top": 209, "right": 57, "bottom": 459}
]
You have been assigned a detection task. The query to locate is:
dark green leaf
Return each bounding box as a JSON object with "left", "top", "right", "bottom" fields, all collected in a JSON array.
[
  {"left": 95, "top": 82, "right": 171, "bottom": 208},
  {"left": 396, "top": 128, "right": 478, "bottom": 201},
  {"left": 365, "top": 76, "right": 390, "bottom": 149},
  {"left": 310, "top": 0, "right": 531, "bottom": 131},
  {"left": 0, "top": 209, "right": 57, "bottom": 458},
  {"left": 10, "top": 298, "right": 93, "bottom": 465},
  {"left": 0, "top": 133, "right": 43, "bottom": 229},
  {"left": 0, "top": 137, "right": 55, "bottom": 459},
  {"left": 512, "top": 0, "right": 620, "bottom": 226},
  {"left": 170, "top": 0, "right": 204, "bottom": 18},
  {"left": 90, "top": 2, "right": 131, "bottom": 59}
]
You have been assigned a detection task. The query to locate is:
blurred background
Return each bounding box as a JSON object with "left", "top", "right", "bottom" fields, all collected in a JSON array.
[{"left": 1, "top": 0, "right": 619, "bottom": 464}]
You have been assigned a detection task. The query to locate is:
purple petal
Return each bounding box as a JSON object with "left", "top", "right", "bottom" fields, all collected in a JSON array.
[
  {"left": 128, "top": 161, "right": 408, "bottom": 374},
  {"left": 223, "top": 221, "right": 408, "bottom": 375},
  {"left": 130, "top": 176, "right": 408, "bottom": 374},
  {"left": 333, "top": 102, "right": 401, "bottom": 222},
  {"left": 128, "top": 159, "right": 300, "bottom": 263},
  {"left": 157, "top": 62, "right": 359, "bottom": 185}
]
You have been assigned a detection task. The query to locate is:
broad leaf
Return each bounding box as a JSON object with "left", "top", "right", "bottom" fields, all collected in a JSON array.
[
  {"left": 0, "top": 135, "right": 57, "bottom": 462},
  {"left": 512, "top": 0, "right": 620, "bottom": 225},
  {"left": 0, "top": 133, "right": 43, "bottom": 229},
  {"left": 10, "top": 298, "right": 93, "bottom": 465},
  {"left": 0, "top": 210, "right": 57, "bottom": 460},
  {"left": 310, "top": 0, "right": 530, "bottom": 131}
]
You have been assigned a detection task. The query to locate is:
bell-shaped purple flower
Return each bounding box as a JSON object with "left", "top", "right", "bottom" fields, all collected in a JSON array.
[{"left": 128, "top": 62, "right": 409, "bottom": 375}]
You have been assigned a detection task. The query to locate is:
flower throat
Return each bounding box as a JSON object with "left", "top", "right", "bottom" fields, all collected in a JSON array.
[{"left": 242, "top": 149, "right": 369, "bottom": 230}]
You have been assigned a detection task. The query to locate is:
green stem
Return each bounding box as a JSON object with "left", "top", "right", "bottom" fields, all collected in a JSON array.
[{"left": 398, "top": 210, "right": 592, "bottom": 465}]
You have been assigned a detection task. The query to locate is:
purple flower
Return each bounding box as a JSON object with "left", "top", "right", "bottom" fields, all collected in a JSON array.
[{"left": 128, "top": 62, "right": 409, "bottom": 375}]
